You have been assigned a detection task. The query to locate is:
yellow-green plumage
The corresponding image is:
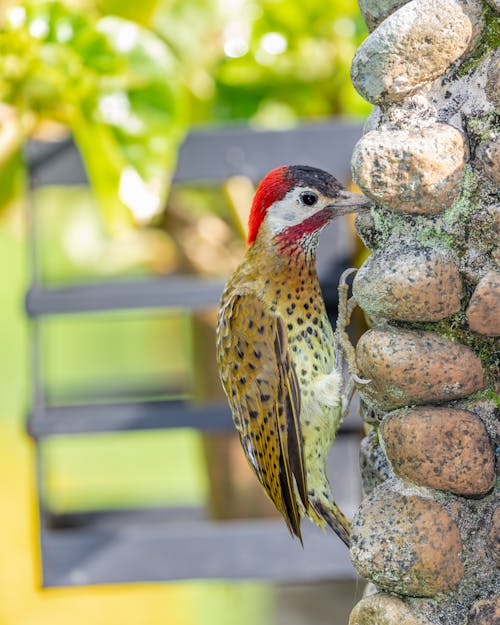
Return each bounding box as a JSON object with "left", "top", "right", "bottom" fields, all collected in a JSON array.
[
  {"left": 216, "top": 164, "right": 368, "bottom": 546},
  {"left": 217, "top": 234, "right": 350, "bottom": 545}
]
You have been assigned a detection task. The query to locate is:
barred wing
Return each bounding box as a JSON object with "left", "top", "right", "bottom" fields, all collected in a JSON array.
[{"left": 217, "top": 292, "right": 308, "bottom": 539}]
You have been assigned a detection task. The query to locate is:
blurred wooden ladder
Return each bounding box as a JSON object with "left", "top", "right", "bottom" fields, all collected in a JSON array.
[{"left": 25, "top": 121, "right": 364, "bottom": 587}]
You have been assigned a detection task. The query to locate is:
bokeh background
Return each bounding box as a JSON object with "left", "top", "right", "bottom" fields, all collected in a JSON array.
[{"left": 0, "top": 1, "right": 370, "bottom": 623}]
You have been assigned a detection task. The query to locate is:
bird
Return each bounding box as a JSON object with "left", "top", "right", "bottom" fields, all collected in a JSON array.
[{"left": 216, "top": 165, "right": 370, "bottom": 546}]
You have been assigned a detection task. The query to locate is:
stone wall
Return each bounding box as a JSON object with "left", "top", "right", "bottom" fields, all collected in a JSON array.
[{"left": 347, "top": 1, "right": 499, "bottom": 623}]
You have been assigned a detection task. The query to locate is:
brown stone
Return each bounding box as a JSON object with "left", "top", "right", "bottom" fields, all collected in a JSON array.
[
  {"left": 488, "top": 507, "right": 500, "bottom": 567},
  {"left": 468, "top": 597, "right": 500, "bottom": 625},
  {"left": 380, "top": 407, "right": 495, "bottom": 496},
  {"left": 352, "top": 125, "right": 466, "bottom": 214},
  {"left": 350, "top": 487, "right": 464, "bottom": 596},
  {"left": 356, "top": 328, "right": 486, "bottom": 411},
  {"left": 353, "top": 247, "right": 463, "bottom": 321},
  {"left": 349, "top": 593, "right": 432, "bottom": 625},
  {"left": 466, "top": 270, "right": 500, "bottom": 336}
]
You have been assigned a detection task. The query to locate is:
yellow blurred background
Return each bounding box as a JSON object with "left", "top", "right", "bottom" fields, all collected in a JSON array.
[{"left": 0, "top": 0, "right": 369, "bottom": 622}]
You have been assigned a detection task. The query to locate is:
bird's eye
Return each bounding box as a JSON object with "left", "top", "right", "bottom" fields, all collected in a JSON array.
[{"left": 300, "top": 191, "right": 318, "bottom": 206}]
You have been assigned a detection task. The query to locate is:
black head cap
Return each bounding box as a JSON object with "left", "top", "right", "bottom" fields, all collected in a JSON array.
[{"left": 284, "top": 165, "right": 343, "bottom": 198}]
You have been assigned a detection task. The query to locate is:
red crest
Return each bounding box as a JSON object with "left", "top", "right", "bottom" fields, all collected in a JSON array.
[{"left": 247, "top": 166, "right": 290, "bottom": 245}]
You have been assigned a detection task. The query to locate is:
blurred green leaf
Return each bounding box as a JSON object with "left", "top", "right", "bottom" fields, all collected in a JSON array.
[
  {"left": 96, "top": 0, "right": 164, "bottom": 26},
  {"left": 0, "top": 0, "right": 370, "bottom": 233},
  {"left": 0, "top": 1, "right": 187, "bottom": 231},
  {"left": 0, "top": 147, "right": 25, "bottom": 218}
]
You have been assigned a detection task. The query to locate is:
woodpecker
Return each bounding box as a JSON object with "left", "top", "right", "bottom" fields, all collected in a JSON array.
[{"left": 216, "top": 165, "right": 370, "bottom": 546}]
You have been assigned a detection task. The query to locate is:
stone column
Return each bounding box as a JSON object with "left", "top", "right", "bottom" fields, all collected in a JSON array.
[{"left": 346, "top": 1, "right": 499, "bottom": 624}]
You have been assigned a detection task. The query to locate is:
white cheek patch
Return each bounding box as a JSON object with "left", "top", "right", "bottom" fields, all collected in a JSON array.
[{"left": 264, "top": 188, "right": 317, "bottom": 236}]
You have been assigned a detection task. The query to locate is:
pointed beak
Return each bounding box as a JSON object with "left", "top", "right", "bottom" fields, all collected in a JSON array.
[{"left": 325, "top": 190, "right": 372, "bottom": 216}]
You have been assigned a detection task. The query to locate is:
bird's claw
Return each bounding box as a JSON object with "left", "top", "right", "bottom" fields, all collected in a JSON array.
[
  {"left": 339, "top": 267, "right": 357, "bottom": 287},
  {"left": 352, "top": 373, "right": 371, "bottom": 386}
]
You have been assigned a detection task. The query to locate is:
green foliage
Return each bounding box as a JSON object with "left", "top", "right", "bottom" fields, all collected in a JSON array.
[
  {"left": 0, "top": 1, "right": 187, "bottom": 230},
  {"left": 155, "top": 0, "right": 371, "bottom": 124},
  {"left": 0, "top": 0, "right": 369, "bottom": 231},
  {"left": 211, "top": 0, "right": 370, "bottom": 123}
]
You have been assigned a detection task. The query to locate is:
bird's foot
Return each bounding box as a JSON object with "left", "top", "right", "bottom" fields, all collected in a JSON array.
[{"left": 335, "top": 268, "right": 370, "bottom": 418}]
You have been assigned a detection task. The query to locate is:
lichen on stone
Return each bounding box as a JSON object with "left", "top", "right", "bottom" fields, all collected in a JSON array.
[{"left": 458, "top": 5, "right": 500, "bottom": 77}]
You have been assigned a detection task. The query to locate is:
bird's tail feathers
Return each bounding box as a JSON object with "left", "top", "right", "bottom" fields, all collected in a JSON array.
[{"left": 312, "top": 500, "right": 351, "bottom": 547}]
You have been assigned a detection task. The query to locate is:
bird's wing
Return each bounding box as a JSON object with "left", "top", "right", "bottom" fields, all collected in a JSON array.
[{"left": 217, "top": 292, "right": 309, "bottom": 539}]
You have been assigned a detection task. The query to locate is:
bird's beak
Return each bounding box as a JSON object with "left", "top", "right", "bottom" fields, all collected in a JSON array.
[{"left": 325, "top": 190, "right": 371, "bottom": 216}]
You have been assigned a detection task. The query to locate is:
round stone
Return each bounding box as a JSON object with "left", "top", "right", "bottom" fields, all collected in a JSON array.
[
  {"left": 350, "top": 487, "right": 464, "bottom": 596},
  {"left": 477, "top": 136, "right": 500, "bottom": 186},
  {"left": 358, "top": 0, "right": 410, "bottom": 31},
  {"left": 353, "top": 246, "right": 463, "bottom": 321},
  {"left": 488, "top": 507, "right": 500, "bottom": 566},
  {"left": 468, "top": 598, "right": 500, "bottom": 625},
  {"left": 349, "top": 593, "right": 432, "bottom": 625},
  {"left": 466, "top": 270, "right": 500, "bottom": 336},
  {"left": 351, "top": 125, "right": 466, "bottom": 214},
  {"left": 350, "top": 0, "right": 481, "bottom": 104},
  {"left": 380, "top": 407, "right": 495, "bottom": 496},
  {"left": 356, "top": 328, "right": 486, "bottom": 411}
]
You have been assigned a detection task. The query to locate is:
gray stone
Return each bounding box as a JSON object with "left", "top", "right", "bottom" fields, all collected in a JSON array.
[
  {"left": 358, "top": 0, "right": 410, "bottom": 31},
  {"left": 476, "top": 135, "right": 500, "bottom": 185},
  {"left": 360, "top": 429, "right": 393, "bottom": 496},
  {"left": 486, "top": 49, "right": 500, "bottom": 108},
  {"left": 352, "top": 125, "right": 466, "bottom": 214},
  {"left": 350, "top": 0, "right": 482, "bottom": 104}
]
